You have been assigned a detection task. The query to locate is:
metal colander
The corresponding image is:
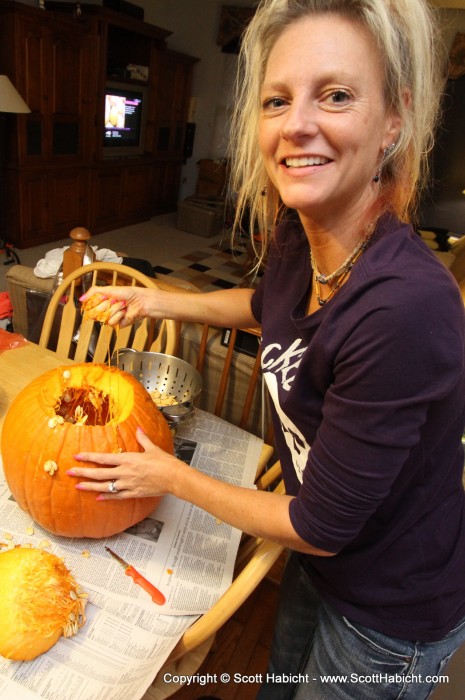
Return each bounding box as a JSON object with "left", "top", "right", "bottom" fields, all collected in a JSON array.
[{"left": 111, "top": 349, "right": 202, "bottom": 424}]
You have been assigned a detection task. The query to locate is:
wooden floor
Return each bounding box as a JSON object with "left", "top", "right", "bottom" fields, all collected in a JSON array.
[{"left": 155, "top": 553, "right": 286, "bottom": 700}]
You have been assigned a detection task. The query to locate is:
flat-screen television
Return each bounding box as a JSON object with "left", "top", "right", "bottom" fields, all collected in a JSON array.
[{"left": 102, "top": 81, "right": 147, "bottom": 157}]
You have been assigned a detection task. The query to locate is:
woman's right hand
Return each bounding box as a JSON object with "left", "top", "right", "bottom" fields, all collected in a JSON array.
[{"left": 80, "top": 285, "right": 157, "bottom": 327}]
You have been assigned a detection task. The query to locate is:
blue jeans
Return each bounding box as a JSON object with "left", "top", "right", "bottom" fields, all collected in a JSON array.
[{"left": 257, "top": 553, "right": 465, "bottom": 699}]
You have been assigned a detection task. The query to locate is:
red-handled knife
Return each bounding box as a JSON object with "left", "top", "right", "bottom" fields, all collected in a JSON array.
[{"left": 105, "top": 546, "right": 166, "bottom": 605}]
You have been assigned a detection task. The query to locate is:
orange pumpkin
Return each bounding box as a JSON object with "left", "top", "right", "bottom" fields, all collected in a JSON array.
[
  {"left": 1, "top": 363, "right": 174, "bottom": 538},
  {"left": 0, "top": 547, "right": 87, "bottom": 660}
]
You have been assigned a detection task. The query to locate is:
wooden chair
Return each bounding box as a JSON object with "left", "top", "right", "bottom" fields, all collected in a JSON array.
[
  {"left": 147, "top": 325, "right": 284, "bottom": 699},
  {"left": 196, "top": 323, "right": 274, "bottom": 447},
  {"left": 38, "top": 261, "right": 178, "bottom": 362}
]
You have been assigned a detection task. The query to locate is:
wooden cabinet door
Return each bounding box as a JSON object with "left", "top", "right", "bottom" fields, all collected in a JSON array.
[
  {"left": 48, "top": 25, "right": 95, "bottom": 160},
  {"left": 152, "top": 161, "right": 182, "bottom": 213},
  {"left": 121, "top": 164, "right": 153, "bottom": 220},
  {"left": 14, "top": 168, "right": 90, "bottom": 247},
  {"left": 48, "top": 168, "right": 90, "bottom": 239},
  {"left": 13, "top": 13, "right": 95, "bottom": 163},
  {"left": 155, "top": 51, "right": 196, "bottom": 158},
  {"left": 17, "top": 170, "right": 50, "bottom": 246},
  {"left": 91, "top": 167, "right": 124, "bottom": 231},
  {"left": 15, "top": 14, "right": 49, "bottom": 162}
]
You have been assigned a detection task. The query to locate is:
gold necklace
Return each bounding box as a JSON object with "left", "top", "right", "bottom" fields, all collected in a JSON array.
[{"left": 310, "top": 227, "right": 374, "bottom": 307}]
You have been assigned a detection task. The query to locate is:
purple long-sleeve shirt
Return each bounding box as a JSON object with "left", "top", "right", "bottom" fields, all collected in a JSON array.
[{"left": 251, "top": 212, "right": 465, "bottom": 642}]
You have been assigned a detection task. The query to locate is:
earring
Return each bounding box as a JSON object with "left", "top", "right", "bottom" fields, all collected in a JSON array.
[
  {"left": 384, "top": 142, "right": 396, "bottom": 159},
  {"left": 373, "top": 142, "right": 396, "bottom": 183}
]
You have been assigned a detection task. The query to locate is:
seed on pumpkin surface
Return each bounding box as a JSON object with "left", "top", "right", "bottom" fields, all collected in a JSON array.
[
  {"left": 62, "top": 370, "right": 71, "bottom": 380},
  {"left": 44, "top": 460, "right": 58, "bottom": 475},
  {"left": 48, "top": 415, "right": 65, "bottom": 429}
]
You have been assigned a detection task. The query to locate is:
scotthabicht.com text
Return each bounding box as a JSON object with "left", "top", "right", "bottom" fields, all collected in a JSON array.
[{"left": 163, "top": 672, "right": 449, "bottom": 686}]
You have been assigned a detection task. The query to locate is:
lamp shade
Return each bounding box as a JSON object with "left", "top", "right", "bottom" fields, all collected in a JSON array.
[{"left": 0, "top": 76, "right": 30, "bottom": 114}]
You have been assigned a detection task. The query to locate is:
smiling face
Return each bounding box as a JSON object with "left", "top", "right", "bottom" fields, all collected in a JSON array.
[{"left": 258, "top": 14, "right": 401, "bottom": 228}]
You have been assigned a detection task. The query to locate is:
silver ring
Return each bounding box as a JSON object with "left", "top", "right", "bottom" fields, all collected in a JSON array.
[{"left": 108, "top": 480, "right": 118, "bottom": 494}]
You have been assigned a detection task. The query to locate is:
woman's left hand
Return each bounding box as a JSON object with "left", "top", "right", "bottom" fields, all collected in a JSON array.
[{"left": 66, "top": 428, "right": 182, "bottom": 500}]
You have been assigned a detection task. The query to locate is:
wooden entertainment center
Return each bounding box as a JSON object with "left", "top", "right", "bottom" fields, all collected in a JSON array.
[{"left": 0, "top": 1, "right": 198, "bottom": 248}]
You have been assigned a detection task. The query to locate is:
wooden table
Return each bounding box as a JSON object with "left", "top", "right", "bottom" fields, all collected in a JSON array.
[{"left": 0, "top": 342, "right": 73, "bottom": 434}]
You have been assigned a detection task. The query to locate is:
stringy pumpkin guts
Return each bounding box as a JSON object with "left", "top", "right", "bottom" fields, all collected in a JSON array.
[
  {"left": 55, "top": 385, "right": 112, "bottom": 425},
  {"left": 81, "top": 292, "right": 113, "bottom": 324},
  {"left": 0, "top": 547, "right": 87, "bottom": 660}
]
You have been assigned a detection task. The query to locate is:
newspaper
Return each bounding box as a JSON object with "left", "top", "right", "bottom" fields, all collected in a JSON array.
[{"left": 0, "top": 409, "right": 263, "bottom": 700}]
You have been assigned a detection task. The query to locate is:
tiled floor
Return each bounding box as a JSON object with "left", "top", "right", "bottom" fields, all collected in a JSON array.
[{"left": 153, "top": 239, "right": 262, "bottom": 291}]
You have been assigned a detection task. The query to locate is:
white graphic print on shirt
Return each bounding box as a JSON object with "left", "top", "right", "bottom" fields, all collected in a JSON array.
[{"left": 262, "top": 339, "right": 310, "bottom": 483}]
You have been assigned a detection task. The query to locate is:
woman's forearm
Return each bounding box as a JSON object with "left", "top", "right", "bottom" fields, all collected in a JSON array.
[
  {"left": 83, "top": 285, "right": 259, "bottom": 330},
  {"left": 171, "top": 460, "right": 334, "bottom": 557},
  {"left": 149, "top": 287, "right": 258, "bottom": 328}
]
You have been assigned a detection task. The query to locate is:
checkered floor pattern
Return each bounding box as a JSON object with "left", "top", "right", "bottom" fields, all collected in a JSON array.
[{"left": 153, "top": 239, "right": 262, "bottom": 291}]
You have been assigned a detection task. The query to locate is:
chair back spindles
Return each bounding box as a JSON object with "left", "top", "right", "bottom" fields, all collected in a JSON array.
[
  {"left": 38, "top": 262, "right": 178, "bottom": 362},
  {"left": 197, "top": 323, "right": 268, "bottom": 437},
  {"left": 214, "top": 326, "right": 237, "bottom": 417}
]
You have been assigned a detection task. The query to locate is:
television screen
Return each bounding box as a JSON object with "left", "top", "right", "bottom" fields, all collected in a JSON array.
[{"left": 103, "top": 82, "right": 147, "bottom": 156}]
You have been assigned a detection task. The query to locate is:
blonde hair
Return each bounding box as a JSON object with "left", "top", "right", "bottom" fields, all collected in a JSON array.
[{"left": 228, "top": 0, "right": 446, "bottom": 261}]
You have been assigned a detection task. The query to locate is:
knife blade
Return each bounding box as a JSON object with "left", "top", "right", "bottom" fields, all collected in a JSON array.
[{"left": 105, "top": 546, "right": 165, "bottom": 605}]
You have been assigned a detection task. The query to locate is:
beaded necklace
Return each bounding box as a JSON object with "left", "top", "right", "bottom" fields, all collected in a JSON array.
[{"left": 310, "top": 226, "right": 374, "bottom": 307}]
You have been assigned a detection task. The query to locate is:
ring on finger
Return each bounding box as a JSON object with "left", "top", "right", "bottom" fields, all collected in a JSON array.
[{"left": 108, "top": 480, "right": 119, "bottom": 494}]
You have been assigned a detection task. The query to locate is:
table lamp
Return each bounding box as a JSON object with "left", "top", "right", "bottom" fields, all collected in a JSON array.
[
  {"left": 0, "top": 75, "right": 30, "bottom": 114},
  {"left": 0, "top": 75, "right": 30, "bottom": 254}
]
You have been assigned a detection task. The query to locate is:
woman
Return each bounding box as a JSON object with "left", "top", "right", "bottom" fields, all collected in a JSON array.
[{"left": 73, "top": 1, "right": 465, "bottom": 697}]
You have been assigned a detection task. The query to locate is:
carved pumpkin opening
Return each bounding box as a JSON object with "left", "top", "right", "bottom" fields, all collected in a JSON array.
[{"left": 55, "top": 387, "right": 112, "bottom": 425}]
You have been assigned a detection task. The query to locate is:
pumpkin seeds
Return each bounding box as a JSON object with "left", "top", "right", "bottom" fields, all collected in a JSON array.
[
  {"left": 44, "top": 460, "right": 58, "bottom": 476},
  {"left": 149, "top": 389, "right": 178, "bottom": 407}
]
